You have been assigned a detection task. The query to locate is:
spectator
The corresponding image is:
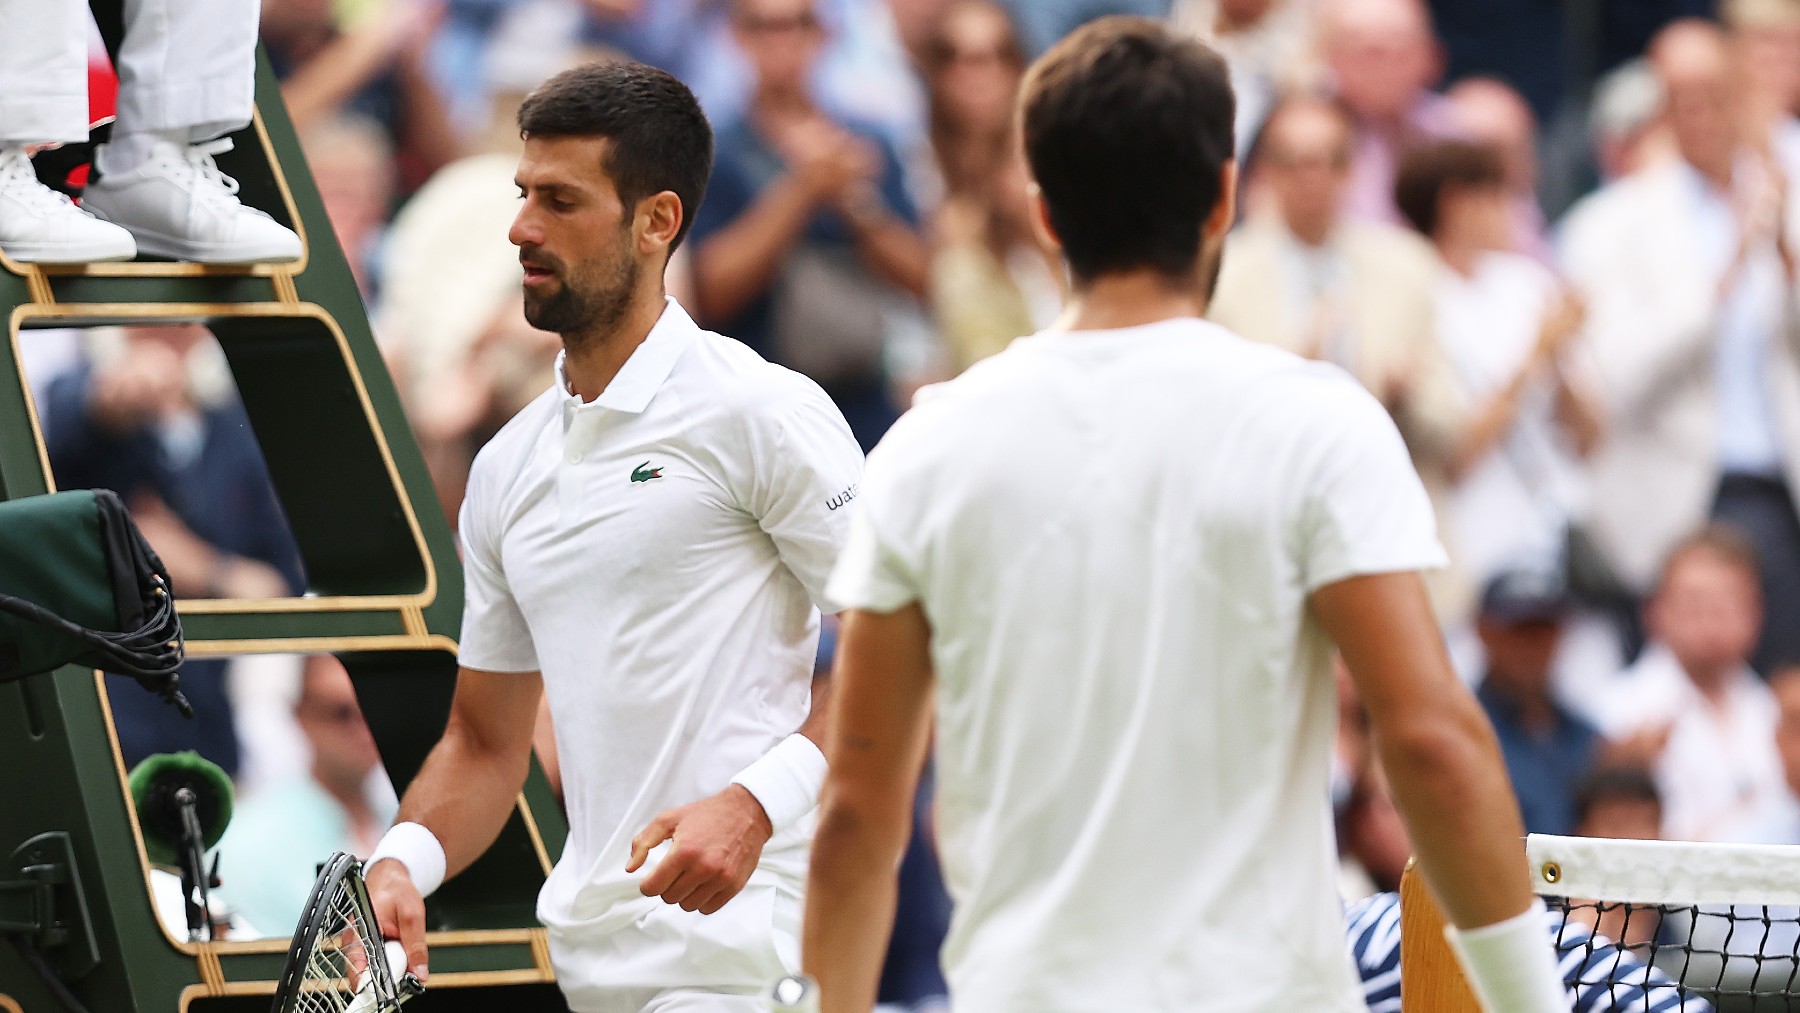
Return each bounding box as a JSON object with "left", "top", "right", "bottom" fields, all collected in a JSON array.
[
  {"left": 1596, "top": 0, "right": 1717, "bottom": 79},
  {"left": 1586, "top": 526, "right": 1783, "bottom": 843},
  {"left": 216, "top": 655, "right": 396, "bottom": 936},
  {"left": 1728, "top": 0, "right": 1800, "bottom": 140},
  {"left": 1585, "top": 58, "right": 1670, "bottom": 184},
  {"left": 578, "top": 0, "right": 928, "bottom": 160},
  {"left": 1427, "top": 0, "right": 1566, "bottom": 125},
  {"left": 376, "top": 147, "right": 560, "bottom": 522},
  {"left": 262, "top": 0, "right": 462, "bottom": 193},
  {"left": 1445, "top": 76, "right": 1554, "bottom": 261},
  {"left": 1741, "top": 663, "right": 1800, "bottom": 843},
  {"left": 1318, "top": 0, "right": 1459, "bottom": 223},
  {"left": 1210, "top": 95, "right": 1471, "bottom": 618},
  {"left": 1394, "top": 140, "right": 1599, "bottom": 587},
  {"left": 923, "top": 0, "right": 1024, "bottom": 202},
  {"left": 1169, "top": 0, "right": 1324, "bottom": 153},
  {"left": 1560, "top": 19, "right": 1800, "bottom": 675},
  {"left": 1471, "top": 569, "right": 1600, "bottom": 836},
  {"left": 1331, "top": 661, "right": 1405, "bottom": 901},
  {"left": 423, "top": 0, "right": 528, "bottom": 134},
  {"left": 921, "top": 3, "right": 1059, "bottom": 369},
  {"left": 1339, "top": 763, "right": 1412, "bottom": 897},
  {"left": 690, "top": 0, "right": 931, "bottom": 449},
  {"left": 1573, "top": 765, "right": 1665, "bottom": 842},
  {"left": 301, "top": 113, "right": 396, "bottom": 304},
  {"left": 996, "top": 0, "right": 1176, "bottom": 57},
  {"left": 1568, "top": 765, "right": 1665, "bottom": 951},
  {"left": 36, "top": 324, "right": 306, "bottom": 779}
]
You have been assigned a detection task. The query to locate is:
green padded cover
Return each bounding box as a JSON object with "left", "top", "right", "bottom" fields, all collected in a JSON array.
[{"left": 0, "top": 490, "right": 117, "bottom": 679}]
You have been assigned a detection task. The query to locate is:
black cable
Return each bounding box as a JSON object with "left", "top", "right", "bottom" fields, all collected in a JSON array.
[
  {"left": 6, "top": 934, "right": 96, "bottom": 1013},
  {"left": 0, "top": 579, "right": 190, "bottom": 717}
]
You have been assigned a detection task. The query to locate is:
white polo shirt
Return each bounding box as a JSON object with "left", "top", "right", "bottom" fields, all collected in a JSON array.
[
  {"left": 457, "top": 298, "right": 862, "bottom": 1002},
  {"left": 828, "top": 317, "right": 1446, "bottom": 1012}
]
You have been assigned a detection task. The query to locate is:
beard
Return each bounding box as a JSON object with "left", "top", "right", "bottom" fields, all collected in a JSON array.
[{"left": 521, "top": 236, "right": 641, "bottom": 342}]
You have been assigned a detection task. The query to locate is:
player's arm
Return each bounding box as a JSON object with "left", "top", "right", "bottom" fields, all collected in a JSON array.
[
  {"left": 1313, "top": 571, "right": 1566, "bottom": 1013},
  {"left": 364, "top": 665, "right": 543, "bottom": 982},
  {"left": 803, "top": 604, "right": 935, "bottom": 1013}
]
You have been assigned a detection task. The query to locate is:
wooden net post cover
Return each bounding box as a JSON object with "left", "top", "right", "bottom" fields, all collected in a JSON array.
[{"left": 1399, "top": 858, "right": 1483, "bottom": 1011}]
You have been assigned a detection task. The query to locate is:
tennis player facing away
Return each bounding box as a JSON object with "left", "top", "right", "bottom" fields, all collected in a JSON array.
[
  {"left": 804, "top": 18, "right": 1567, "bottom": 1013},
  {"left": 362, "top": 61, "right": 864, "bottom": 1012}
]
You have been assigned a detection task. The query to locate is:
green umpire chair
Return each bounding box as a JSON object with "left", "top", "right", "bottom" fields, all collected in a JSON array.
[{"left": 0, "top": 5, "right": 569, "bottom": 1009}]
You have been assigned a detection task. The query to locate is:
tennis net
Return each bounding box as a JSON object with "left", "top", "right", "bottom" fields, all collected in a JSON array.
[{"left": 1400, "top": 834, "right": 1800, "bottom": 1012}]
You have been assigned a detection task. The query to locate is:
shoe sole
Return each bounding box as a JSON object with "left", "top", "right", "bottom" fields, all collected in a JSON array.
[
  {"left": 0, "top": 241, "right": 137, "bottom": 263},
  {"left": 102, "top": 225, "right": 301, "bottom": 265}
]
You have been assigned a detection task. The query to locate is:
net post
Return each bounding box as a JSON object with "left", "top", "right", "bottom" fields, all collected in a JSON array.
[{"left": 1399, "top": 858, "right": 1482, "bottom": 1012}]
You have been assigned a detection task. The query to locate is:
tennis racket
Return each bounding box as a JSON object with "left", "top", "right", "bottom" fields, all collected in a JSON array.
[{"left": 271, "top": 852, "right": 425, "bottom": 1013}]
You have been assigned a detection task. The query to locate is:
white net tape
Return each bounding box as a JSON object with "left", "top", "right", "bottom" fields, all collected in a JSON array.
[{"left": 1526, "top": 835, "right": 1800, "bottom": 1011}]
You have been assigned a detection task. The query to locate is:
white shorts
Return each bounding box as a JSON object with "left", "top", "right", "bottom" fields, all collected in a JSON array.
[
  {"left": 554, "top": 880, "right": 802, "bottom": 1012},
  {"left": 579, "top": 984, "right": 766, "bottom": 1013}
]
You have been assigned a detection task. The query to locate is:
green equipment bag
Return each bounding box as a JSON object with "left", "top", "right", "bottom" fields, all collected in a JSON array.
[{"left": 0, "top": 489, "right": 189, "bottom": 716}]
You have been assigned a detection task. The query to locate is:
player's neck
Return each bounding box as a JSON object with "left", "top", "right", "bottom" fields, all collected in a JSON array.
[
  {"left": 561, "top": 285, "right": 669, "bottom": 403},
  {"left": 1055, "top": 272, "right": 1208, "bottom": 333}
]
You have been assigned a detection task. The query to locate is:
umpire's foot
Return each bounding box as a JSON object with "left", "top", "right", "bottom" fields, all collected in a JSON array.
[
  {"left": 0, "top": 147, "right": 137, "bottom": 263},
  {"left": 84, "top": 138, "right": 301, "bottom": 264}
]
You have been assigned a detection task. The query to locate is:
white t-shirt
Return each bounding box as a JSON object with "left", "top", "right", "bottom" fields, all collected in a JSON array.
[
  {"left": 1588, "top": 645, "right": 1784, "bottom": 843},
  {"left": 458, "top": 299, "right": 863, "bottom": 1001},
  {"left": 828, "top": 317, "right": 1446, "bottom": 1012},
  {"left": 1434, "top": 252, "right": 1588, "bottom": 584}
]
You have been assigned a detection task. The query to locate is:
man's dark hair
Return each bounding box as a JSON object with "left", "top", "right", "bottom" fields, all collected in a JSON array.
[
  {"left": 1019, "top": 17, "right": 1235, "bottom": 284},
  {"left": 1393, "top": 140, "right": 1507, "bottom": 238},
  {"left": 518, "top": 60, "right": 715, "bottom": 252},
  {"left": 1573, "top": 765, "right": 1662, "bottom": 829}
]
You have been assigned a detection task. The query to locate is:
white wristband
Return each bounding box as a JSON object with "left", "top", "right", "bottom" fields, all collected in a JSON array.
[
  {"left": 366, "top": 822, "right": 447, "bottom": 899},
  {"left": 730, "top": 734, "right": 827, "bottom": 834},
  {"left": 1446, "top": 899, "right": 1568, "bottom": 1013}
]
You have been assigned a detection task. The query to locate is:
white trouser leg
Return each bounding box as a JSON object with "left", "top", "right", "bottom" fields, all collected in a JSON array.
[
  {"left": 0, "top": 0, "right": 91, "bottom": 146},
  {"left": 79, "top": 0, "right": 295, "bottom": 263},
  {"left": 112, "top": 0, "right": 260, "bottom": 144}
]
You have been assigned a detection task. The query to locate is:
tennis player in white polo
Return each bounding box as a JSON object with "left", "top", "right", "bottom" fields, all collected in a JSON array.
[
  {"left": 801, "top": 18, "right": 1568, "bottom": 1013},
  {"left": 361, "top": 62, "right": 863, "bottom": 1013}
]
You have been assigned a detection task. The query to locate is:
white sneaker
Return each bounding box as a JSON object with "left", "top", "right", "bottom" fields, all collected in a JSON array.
[
  {"left": 84, "top": 138, "right": 302, "bottom": 264},
  {"left": 0, "top": 148, "right": 137, "bottom": 263}
]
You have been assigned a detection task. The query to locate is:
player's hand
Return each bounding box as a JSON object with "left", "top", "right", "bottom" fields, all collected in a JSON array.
[
  {"left": 627, "top": 785, "right": 774, "bottom": 915},
  {"left": 365, "top": 858, "right": 430, "bottom": 983}
]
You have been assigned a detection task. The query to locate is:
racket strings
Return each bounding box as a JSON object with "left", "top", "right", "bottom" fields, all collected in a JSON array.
[{"left": 291, "top": 879, "right": 384, "bottom": 1013}]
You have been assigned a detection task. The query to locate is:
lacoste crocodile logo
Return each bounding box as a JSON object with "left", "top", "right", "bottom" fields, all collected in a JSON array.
[{"left": 630, "top": 462, "right": 664, "bottom": 483}]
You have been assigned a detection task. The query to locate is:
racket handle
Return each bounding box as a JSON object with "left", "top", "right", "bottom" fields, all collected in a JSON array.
[
  {"left": 384, "top": 940, "right": 409, "bottom": 981},
  {"left": 768, "top": 975, "right": 820, "bottom": 1012},
  {"left": 384, "top": 939, "right": 426, "bottom": 1005}
]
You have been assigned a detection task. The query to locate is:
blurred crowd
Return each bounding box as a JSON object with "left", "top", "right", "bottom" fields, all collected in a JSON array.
[{"left": 25, "top": 0, "right": 1800, "bottom": 1002}]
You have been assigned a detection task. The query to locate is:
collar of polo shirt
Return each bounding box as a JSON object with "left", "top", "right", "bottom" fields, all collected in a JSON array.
[{"left": 555, "top": 297, "right": 699, "bottom": 414}]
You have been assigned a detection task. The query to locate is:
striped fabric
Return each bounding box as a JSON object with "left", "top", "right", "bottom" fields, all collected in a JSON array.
[{"left": 1344, "top": 893, "right": 1713, "bottom": 1012}]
